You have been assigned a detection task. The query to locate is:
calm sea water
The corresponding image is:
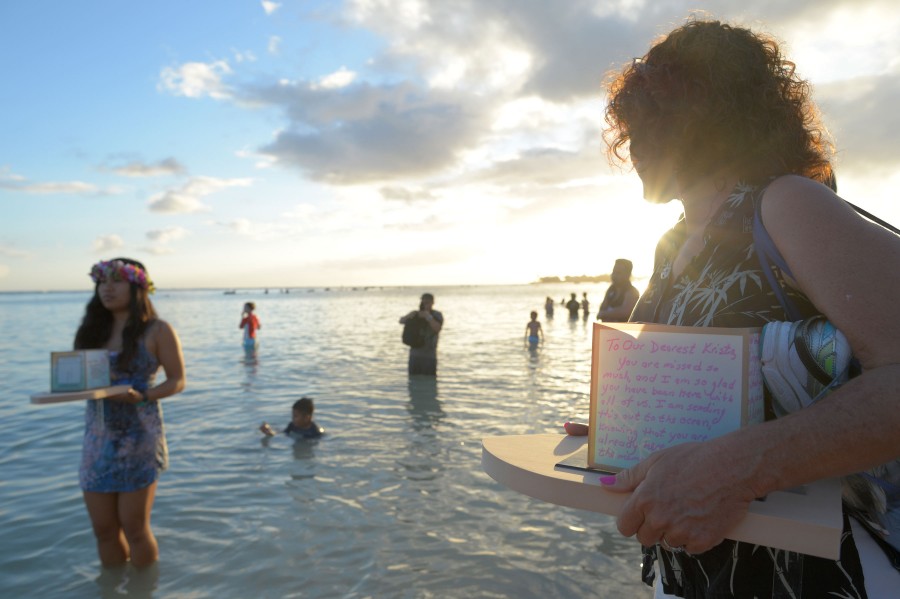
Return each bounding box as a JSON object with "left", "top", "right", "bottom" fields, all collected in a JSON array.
[{"left": 0, "top": 284, "right": 651, "bottom": 599}]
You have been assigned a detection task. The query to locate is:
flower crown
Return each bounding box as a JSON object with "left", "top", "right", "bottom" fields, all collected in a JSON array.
[{"left": 89, "top": 260, "right": 156, "bottom": 294}]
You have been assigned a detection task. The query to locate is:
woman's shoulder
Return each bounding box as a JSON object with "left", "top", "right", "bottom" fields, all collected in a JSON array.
[
  {"left": 762, "top": 175, "right": 845, "bottom": 214},
  {"left": 759, "top": 175, "right": 861, "bottom": 238},
  {"left": 143, "top": 318, "right": 178, "bottom": 346}
]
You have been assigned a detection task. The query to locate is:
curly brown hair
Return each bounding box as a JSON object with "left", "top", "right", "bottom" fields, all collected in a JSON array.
[{"left": 604, "top": 18, "right": 834, "bottom": 185}]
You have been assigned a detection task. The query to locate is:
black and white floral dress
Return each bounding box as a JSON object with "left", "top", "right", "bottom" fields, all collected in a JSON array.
[{"left": 631, "top": 181, "right": 870, "bottom": 598}]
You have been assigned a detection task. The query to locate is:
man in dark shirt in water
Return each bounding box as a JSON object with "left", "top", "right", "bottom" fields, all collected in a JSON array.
[
  {"left": 399, "top": 293, "right": 444, "bottom": 375},
  {"left": 565, "top": 293, "right": 580, "bottom": 319},
  {"left": 596, "top": 259, "right": 639, "bottom": 322}
]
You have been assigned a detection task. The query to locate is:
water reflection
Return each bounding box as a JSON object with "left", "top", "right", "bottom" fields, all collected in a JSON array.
[
  {"left": 526, "top": 339, "right": 541, "bottom": 362},
  {"left": 406, "top": 376, "right": 443, "bottom": 430},
  {"left": 240, "top": 347, "right": 258, "bottom": 393},
  {"left": 291, "top": 438, "right": 319, "bottom": 462},
  {"left": 400, "top": 376, "right": 444, "bottom": 483},
  {"left": 95, "top": 562, "right": 159, "bottom": 599},
  {"left": 259, "top": 435, "right": 319, "bottom": 481}
]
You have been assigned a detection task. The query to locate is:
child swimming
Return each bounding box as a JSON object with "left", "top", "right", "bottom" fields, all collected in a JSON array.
[{"left": 260, "top": 397, "right": 324, "bottom": 439}]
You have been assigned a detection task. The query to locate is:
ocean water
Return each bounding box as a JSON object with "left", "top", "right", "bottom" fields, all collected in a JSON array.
[{"left": 0, "top": 284, "right": 652, "bottom": 599}]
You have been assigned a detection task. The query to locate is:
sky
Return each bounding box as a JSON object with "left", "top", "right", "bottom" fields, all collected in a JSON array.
[{"left": 2, "top": 0, "right": 900, "bottom": 291}]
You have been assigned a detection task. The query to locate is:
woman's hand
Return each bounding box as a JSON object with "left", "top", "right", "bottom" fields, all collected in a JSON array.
[
  {"left": 259, "top": 422, "right": 276, "bottom": 436},
  {"left": 602, "top": 439, "right": 760, "bottom": 554},
  {"left": 106, "top": 387, "right": 144, "bottom": 404},
  {"left": 563, "top": 421, "right": 589, "bottom": 436}
]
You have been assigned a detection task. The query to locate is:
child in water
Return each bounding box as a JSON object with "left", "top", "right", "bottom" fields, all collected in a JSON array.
[
  {"left": 239, "top": 302, "right": 261, "bottom": 350},
  {"left": 525, "top": 311, "right": 543, "bottom": 346},
  {"left": 260, "top": 397, "right": 324, "bottom": 439}
]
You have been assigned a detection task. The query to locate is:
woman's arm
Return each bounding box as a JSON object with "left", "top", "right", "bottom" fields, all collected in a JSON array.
[
  {"left": 752, "top": 175, "right": 900, "bottom": 481},
  {"left": 605, "top": 175, "right": 900, "bottom": 553},
  {"left": 145, "top": 319, "right": 186, "bottom": 401}
]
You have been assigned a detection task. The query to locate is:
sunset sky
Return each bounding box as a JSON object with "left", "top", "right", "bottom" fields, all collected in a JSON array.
[{"left": 2, "top": 1, "right": 900, "bottom": 291}]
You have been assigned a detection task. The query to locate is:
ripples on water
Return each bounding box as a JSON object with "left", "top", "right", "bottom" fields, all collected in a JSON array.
[{"left": 0, "top": 285, "right": 651, "bottom": 598}]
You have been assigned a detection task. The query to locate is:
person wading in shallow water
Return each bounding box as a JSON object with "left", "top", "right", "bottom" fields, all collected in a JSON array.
[
  {"left": 596, "top": 258, "right": 639, "bottom": 322},
  {"left": 399, "top": 293, "right": 443, "bottom": 376}
]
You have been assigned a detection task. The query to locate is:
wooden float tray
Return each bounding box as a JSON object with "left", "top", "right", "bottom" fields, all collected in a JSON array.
[
  {"left": 30, "top": 384, "right": 132, "bottom": 405},
  {"left": 482, "top": 433, "right": 843, "bottom": 560}
]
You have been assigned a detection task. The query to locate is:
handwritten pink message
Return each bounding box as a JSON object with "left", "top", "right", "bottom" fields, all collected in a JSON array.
[{"left": 590, "top": 323, "right": 763, "bottom": 471}]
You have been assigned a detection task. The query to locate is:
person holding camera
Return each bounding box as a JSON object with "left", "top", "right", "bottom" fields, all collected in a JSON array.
[{"left": 399, "top": 293, "right": 443, "bottom": 375}]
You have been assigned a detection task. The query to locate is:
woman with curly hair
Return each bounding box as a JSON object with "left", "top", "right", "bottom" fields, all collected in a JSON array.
[
  {"left": 75, "top": 258, "right": 185, "bottom": 568},
  {"left": 583, "top": 18, "right": 900, "bottom": 598}
]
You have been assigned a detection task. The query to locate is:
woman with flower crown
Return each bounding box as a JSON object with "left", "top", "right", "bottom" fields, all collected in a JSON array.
[{"left": 74, "top": 257, "right": 185, "bottom": 568}]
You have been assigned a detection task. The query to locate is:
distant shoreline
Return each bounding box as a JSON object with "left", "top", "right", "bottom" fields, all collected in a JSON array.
[
  {"left": 533, "top": 274, "right": 611, "bottom": 284},
  {"left": 0, "top": 279, "right": 622, "bottom": 295}
]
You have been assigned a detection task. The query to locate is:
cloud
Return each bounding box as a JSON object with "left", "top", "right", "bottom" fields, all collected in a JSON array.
[
  {"left": 385, "top": 214, "right": 450, "bottom": 232},
  {"left": 268, "top": 35, "right": 282, "bottom": 55},
  {"left": 161, "top": 0, "right": 900, "bottom": 204},
  {"left": 0, "top": 264, "right": 9, "bottom": 279},
  {"left": 315, "top": 67, "right": 357, "bottom": 90},
  {"left": 148, "top": 176, "right": 253, "bottom": 214},
  {"left": 146, "top": 226, "right": 189, "bottom": 244},
  {"left": 249, "top": 81, "right": 493, "bottom": 183},
  {"left": 232, "top": 49, "right": 257, "bottom": 63},
  {"left": 93, "top": 234, "right": 125, "bottom": 253},
  {"left": 110, "top": 157, "right": 186, "bottom": 178},
  {"left": 380, "top": 185, "right": 438, "bottom": 203},
  {"left": 321, "top": 246, "right": 478, "bottom": 270},
  {"left": 262, "top": 1, "right": 281, "bottom": 15},
  {"left": 0, "top": 168, "right": 104, "bottom": 195},
  {"left": 158, "top": 60, "right": 233, "bottom": 100},
  {"left": 223, "top": 218, "right": 253, "bottom": 234},
  {"left": 469, "top": 145, "right": 610, "bottom": 188},
  {"left": 140, "top": 246, "right": 176, "bottom": 256},
  {"left": 817, "top": 68, "right": 900, "bottom": 174},
  {"left": 0, "top": 244, "right": 29, "bottom": 259}
]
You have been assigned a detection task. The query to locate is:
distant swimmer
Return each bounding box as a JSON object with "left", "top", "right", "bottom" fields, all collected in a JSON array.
[
  {"left": 260, "top": 397, "right": 324, "bottom": 440},
  {"left": 544, "top": 296, "right": 555, "bottom": 318},
  {"left": 581, "top": 292, "right": 590, "bottom": 320},
  {"left": 525, "top": 311, "right": 544, "bottom": 346}
]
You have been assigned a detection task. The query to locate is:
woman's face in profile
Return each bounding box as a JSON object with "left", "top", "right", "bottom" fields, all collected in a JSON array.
[{"left": 630, "top": 138, "right": 679, "bottom": 204}]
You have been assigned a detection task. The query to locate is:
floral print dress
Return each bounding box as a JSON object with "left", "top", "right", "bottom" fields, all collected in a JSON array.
[
  {"left": 631, "top": 181, "right": 870, "bottom": 598},
  {"left": 79, "top": 343, "right": 168, "bottom": 493}
]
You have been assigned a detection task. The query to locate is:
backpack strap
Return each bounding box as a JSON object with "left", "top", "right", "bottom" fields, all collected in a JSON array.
[{"left": 753, "top": 199, "right": 803, "bottom": 321}]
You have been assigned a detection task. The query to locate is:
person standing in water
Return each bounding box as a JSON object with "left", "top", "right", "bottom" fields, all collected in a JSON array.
[
  {"left": 239, "top": 302, "right": 261, "bottom": 351},
  {"left": 75, "top": 258, "right": 186, "bottom": 568},
  {"left": 399, "top": 293, "right": 443, "bottom": 375},
  {"left": 525, "top": 311, "right": 544, "bottom": 346},
  {"left": 596, "top": 259, "right": 639, "bottom": 322},
  {"left": 565, "top": 293, "right": 580, "bottom": 319}
]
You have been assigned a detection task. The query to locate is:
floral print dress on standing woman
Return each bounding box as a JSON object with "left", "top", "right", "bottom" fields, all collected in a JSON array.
[
  {"left": 632, "top": 181, "right": 871, "bottom": 598},
  {"left": 79, "top": 338, "right": 168, "bottom": 493}
]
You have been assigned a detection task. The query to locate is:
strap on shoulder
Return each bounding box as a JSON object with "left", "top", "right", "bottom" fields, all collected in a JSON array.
[{"left": 753, "top": 199, "right": 803, "bottom": 321}]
